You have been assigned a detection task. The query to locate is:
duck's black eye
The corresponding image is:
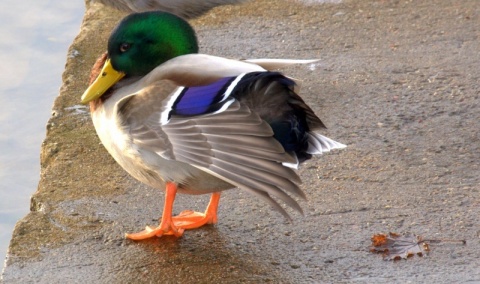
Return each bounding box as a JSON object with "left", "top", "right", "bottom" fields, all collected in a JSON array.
[{"left": 120, "top": 43, "right": 131, "bottom": 53}]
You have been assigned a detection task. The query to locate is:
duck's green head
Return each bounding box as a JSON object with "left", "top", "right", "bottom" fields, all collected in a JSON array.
[
  {"left": 81, "top": 11, "right": 198, "bottom": 104},
  {"left": 108, "top": 11, "right": 198, "bottom": 76}
]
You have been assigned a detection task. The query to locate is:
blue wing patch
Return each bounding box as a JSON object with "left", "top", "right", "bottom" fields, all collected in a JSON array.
[{"left": 172, "top": 76, "right": 236, "bottom": 116}]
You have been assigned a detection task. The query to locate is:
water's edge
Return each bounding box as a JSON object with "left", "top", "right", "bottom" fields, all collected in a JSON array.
[{"left": 2, "top": 1, "right": 126, "bottom": 272}]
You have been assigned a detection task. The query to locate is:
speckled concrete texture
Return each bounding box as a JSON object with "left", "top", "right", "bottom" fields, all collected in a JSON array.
[{"left": 2, "top": 0, "right": 479, "bottom": 283}]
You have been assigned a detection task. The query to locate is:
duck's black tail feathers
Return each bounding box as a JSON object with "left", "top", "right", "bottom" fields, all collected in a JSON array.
[{"left": 231, "top": 72, "right": 345, "bottom": 165}]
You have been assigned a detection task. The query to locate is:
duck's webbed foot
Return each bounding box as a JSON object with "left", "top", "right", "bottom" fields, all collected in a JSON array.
[{"left": 125, "top": 183, "right": 220, "bottom": 240}]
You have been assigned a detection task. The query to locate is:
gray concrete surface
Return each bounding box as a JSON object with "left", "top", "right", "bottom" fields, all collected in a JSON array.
[{"left": 2, "top": 0, "right": 479, "bottom": 283}]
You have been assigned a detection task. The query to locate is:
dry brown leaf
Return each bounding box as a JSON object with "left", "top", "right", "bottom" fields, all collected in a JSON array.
[{"left": 370, "top": 232, "right": 430, "bottom": 260}]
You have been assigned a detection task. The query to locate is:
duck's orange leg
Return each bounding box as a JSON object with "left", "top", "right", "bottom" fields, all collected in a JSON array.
[
  {"left": 173, "top": 192, "right": 220, "bottom": 229},
  {"left": 125, "top": 183, "right": 221, "bottom": 240},
  {"left": 126, "top": 182, "right": 184, "bottom": 240}
]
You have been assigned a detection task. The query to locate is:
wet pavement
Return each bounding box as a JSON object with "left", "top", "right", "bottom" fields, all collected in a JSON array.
[{"left": 2, "top": 0, "right": 479, "bottom": 282}]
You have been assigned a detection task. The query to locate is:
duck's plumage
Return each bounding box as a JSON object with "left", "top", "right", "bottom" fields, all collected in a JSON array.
[
  {"left": 89, "top": 53, "right": 344, "bottom": 219},
  {"left": 82, "top": 11, "right": 345, "bottom": 239},
  {"left": 94, "top": 0, "right": 246, "bottom": 18}
]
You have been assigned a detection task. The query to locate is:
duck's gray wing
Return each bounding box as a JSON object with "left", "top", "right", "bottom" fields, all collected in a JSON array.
[{"left": 117, "top": 90, "right": 306, "bottom": 220}]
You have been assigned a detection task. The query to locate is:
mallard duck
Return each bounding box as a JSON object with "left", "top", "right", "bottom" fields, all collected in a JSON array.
[
  {"left": 93, "top": 0, "right": 246, "bottom": 18},
  {"left": 81, "top": 11, "right": 345, "bottom": 240}
]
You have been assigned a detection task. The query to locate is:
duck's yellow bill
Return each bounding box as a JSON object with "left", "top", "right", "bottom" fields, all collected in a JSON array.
[{"left": 81, "top": 59, "right": 125, "bottom": 104}]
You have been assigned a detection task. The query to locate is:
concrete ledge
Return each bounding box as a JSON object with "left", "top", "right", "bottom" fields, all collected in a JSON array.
[{"left": 2, "top": 0, "right": 479, "bottom": 282}]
